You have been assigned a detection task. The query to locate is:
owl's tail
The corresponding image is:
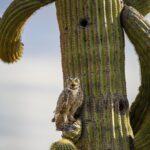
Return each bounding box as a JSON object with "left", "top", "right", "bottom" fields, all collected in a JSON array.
[{"left": 51, "top": 117, "right": 55, "bottom": 122}]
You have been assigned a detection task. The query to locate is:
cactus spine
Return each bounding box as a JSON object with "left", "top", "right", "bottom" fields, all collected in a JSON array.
[
  {"left": 50, "top": 139, "right": 77, "bottom": 150},
  {"left": 0, "top": 0, "right": 54, "bottom": 63},
  {"left": 121, "top": 6, "right": 150, "bottom": 149}
]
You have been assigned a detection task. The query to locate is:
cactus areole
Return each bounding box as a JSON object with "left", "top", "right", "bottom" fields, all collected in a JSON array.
[{"left": 0, "top": 0, "right": 150, "bottom": 150}]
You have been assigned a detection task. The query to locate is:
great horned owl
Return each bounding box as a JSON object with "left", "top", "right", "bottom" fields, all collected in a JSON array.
[{"left": 52, "top": 77, "right": 83, "bottom": 131}]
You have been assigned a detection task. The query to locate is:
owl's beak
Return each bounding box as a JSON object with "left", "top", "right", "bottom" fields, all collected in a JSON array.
[
  {"left": 71, "top": 84, "right": 75, "bottom": 88},
  {"left": 71, "top": 83, "right": 78, "bottom": 89}
]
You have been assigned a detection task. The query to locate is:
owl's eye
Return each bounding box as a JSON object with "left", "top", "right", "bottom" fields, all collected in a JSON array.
[
  {"left": 67, "top": 78, "right": 72, "bottom": 82},
  {"left": 70, "top": 78, "right": 73, "bottom": 81},
  {"left": 74, "top": 78, "right": 79, "bottom": 83}
]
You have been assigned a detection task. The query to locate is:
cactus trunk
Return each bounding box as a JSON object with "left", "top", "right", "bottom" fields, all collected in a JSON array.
[
  {"left": 55, "top": 0, "right": 133, "bottom": 149},
  {"left": 121, "top": 6, "right": 150, "bottom": 149}
]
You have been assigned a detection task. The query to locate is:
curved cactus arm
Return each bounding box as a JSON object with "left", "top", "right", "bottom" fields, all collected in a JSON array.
[
  {"left": 124, "top": 0, "right": 150, "bottom": 16},
  {"left": 0, "top": 0, "right": 55, "bottom": 63},
  {"left": 121, "top": 5, "right": 150, "bottom": 149}
]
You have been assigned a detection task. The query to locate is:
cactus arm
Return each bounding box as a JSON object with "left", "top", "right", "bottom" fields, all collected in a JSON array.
[
  {"left": 124, "top": 0, "right": 150, "bottom": 16},
  {"left": 0, "top": 0, "right": 55, "bottom": 63},
  {"left": 121, "top": 6, "right": 150, "bottom": 149}
]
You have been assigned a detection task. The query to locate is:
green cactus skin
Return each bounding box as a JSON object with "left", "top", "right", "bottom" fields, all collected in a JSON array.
[
  {"left": 121, "top": 6, "right": 150, "bottom": 149},
  {"left": 124, "top": 0, "right": 150, "bottom": 16},
  {"left": 0, "top": 0, "right": 54, "bottom": 63},
  {"left": 50, "top": 139, "right": 77, "bottom": 150}
]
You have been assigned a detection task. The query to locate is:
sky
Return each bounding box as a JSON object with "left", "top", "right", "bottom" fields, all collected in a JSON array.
[{"left": 0, "top": 1, "right": 149, "bottom": 150}]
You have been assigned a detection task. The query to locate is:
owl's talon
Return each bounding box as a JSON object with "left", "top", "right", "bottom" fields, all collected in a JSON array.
[
  {"left": 56, "top": 126, "right": 64, "bottom": 131},
  {"left": 62, "top": 124, "right": 77, "bottom": 131}
]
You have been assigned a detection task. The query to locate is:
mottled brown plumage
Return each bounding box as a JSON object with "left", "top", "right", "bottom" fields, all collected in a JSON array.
[{"left": 53, "top": 78, "right": 83, "bottom": 131}]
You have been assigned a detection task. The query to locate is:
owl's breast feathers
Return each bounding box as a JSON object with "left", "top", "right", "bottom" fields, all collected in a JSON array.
[{"left": 55, "top": 88, "right": 83, "bottom": 114}]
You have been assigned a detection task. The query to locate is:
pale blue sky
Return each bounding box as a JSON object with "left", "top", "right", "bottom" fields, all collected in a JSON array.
[{"left": 0, "top": 1, "right": 149, "bottom": 150}]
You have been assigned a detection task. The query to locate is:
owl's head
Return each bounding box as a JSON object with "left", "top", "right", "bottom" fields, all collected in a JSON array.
[{"left": 66, "top": 77, "right": 80, "bottom": 90}]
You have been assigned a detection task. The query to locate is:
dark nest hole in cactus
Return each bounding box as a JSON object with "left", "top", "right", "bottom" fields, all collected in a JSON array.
[
  {"left": 119, "top": 101, "right": 124, "bottom": 112},
  {"left": 79, "top": 18, "right": 89, "bottom": 28},
  {"left": 119, "top": 99, "right": 129, "bottom": 114}
]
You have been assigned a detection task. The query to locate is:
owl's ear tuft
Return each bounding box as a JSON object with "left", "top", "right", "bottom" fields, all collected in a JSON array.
[{"left": 66, "top": 77, "right": 73, "bottom": 84}]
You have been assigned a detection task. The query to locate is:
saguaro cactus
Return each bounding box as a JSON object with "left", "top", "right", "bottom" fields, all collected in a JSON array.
[{"left": 0, "top": 0, "right": 149, "bottom": 150}]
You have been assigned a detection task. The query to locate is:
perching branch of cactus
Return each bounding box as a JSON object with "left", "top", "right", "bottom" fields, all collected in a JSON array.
[
  {"left": 0, "top": 0, "right": 54, "bottom": 63},
  {"left": 121, "top": 5, "right": 150, "bottom": 149},
  {"left": 124, "top": 0, "right": 150, "bottom": 16}
]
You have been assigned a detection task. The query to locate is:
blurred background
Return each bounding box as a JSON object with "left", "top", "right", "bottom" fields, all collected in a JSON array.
[{"left": 0, "top": 0, "right": 149, "bottom": 150}]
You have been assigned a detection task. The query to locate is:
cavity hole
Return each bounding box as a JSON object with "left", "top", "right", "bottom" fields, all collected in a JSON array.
[{"left": 80, "top": 18, "right": 89, "bottom": 28}]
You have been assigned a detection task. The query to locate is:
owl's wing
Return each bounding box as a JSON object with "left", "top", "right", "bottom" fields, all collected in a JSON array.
[
  {"left": 54, "top": 90, "right": 67, "bottom": 114},
  {"left": 78, "top": 90, "right": 84, "bottom": 105},
  {"left": 74, "top": 90, "right": 84, "bottom": 118}
]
